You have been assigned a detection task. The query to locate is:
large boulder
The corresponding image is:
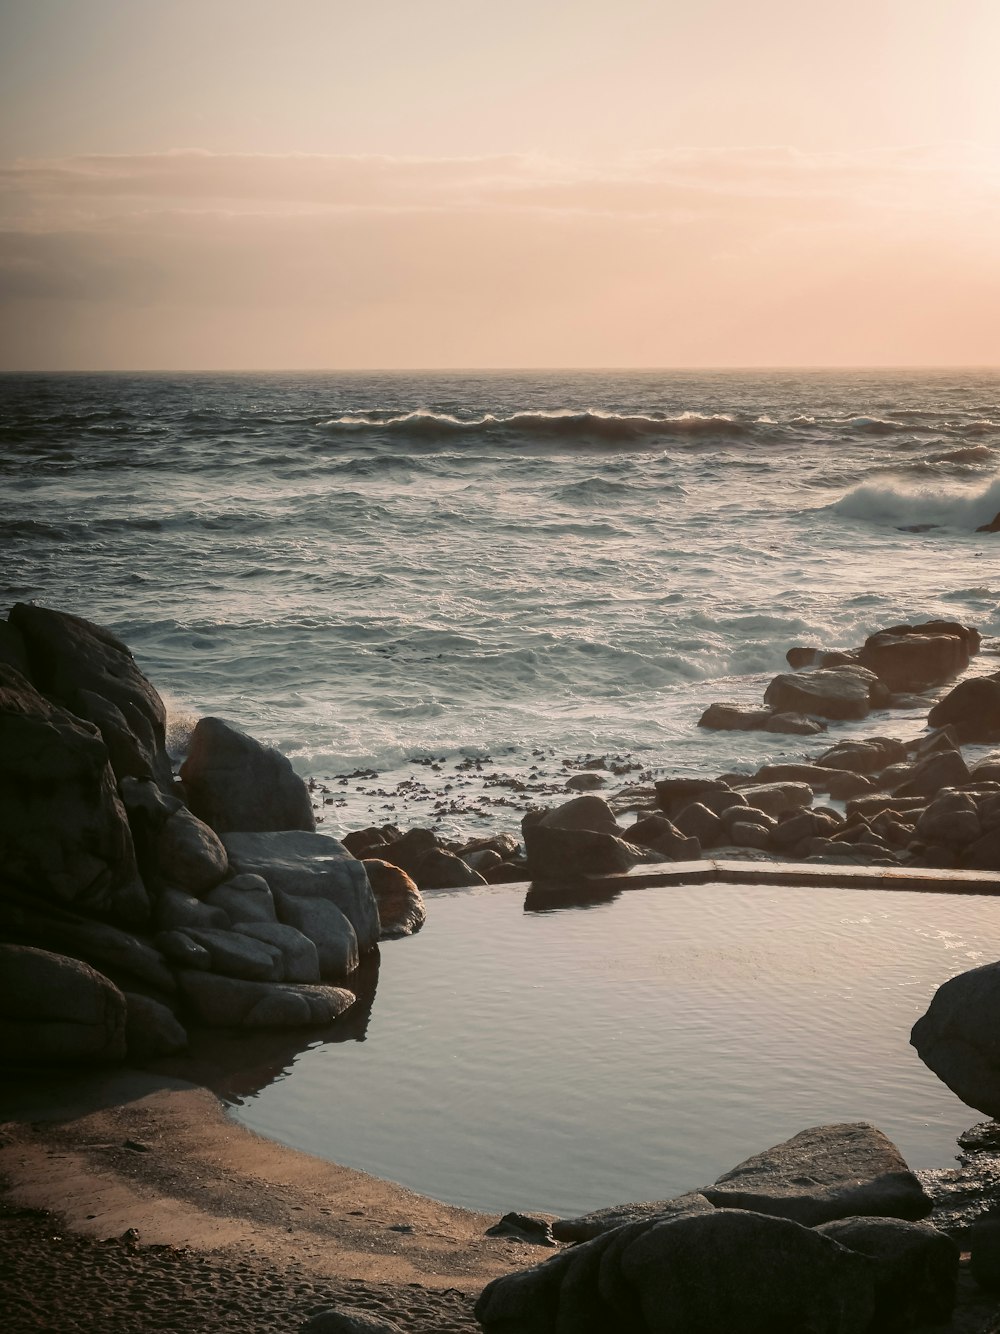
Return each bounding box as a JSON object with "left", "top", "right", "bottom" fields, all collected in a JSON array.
[
  {"left": 763, "top": 667, "right": 877, "bottom": 721},
  {"left": 8, "top": 603, "right": 173, "bottom": 790},
  {"left": 911, "top": 961, "right": 1000, "bottom": 1118},
  {"left": 0, "top": 944, "right": 127, "bottom": 1062},
  {"left": 176, "top": 970, "right": 354, "bottom": 1029},
  {"left": 123, "top": 992, "right": 188, "bottom": 1058},
  {"left": 817, "top": 737, "right": 907, "bottom": 775},
  {"left": 233, "top": 921, "right": 320, "bottom": 983},
  {"left": 0, "top": 666, "right": 146, "bottom": 922},
  {"left": 524, "top": 824, "right": 661, "bottom": 881},
  {"left": 927, "top": 676, "right": 1000, "bottom": 743},
  {"left": 536, "top": 794, "right": 621, "bottom": 834},
  {"left": 222, "top": 831, "right": 379, "bottom": 953},
  {"left": 702, "top": 1123, "right": 933, "bottom": 1225},
  {"left": 152, "top": 807, "right": 229, "bottom": 894},
  {"left": 179, "top": 717, "right": 315, "bottom": 834},
  {"left": 858, "top": 622, "right": 978, "bottom": 693},
  {"left": 361, "top": 859, "right": 426, "bottom": 938},
  {"left": 815, "top": 1217, "right": 959, "bottom": 1332},
  {"left": 474, "top": 1208, "right": 877, "bottom": 1334}
]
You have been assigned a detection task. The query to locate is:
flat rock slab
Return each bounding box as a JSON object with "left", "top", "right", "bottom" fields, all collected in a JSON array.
[
  {"left": 551, "top": 1191, "right": 713, "bottom": 1242},
  {"left": 702, "top": 1122, "right": 932, "bottom": 1226}
]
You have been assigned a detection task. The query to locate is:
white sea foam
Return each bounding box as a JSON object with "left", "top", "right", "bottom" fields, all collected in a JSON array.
[{"left": 833, "top": 476, "right": 1000, "bottom": 531}]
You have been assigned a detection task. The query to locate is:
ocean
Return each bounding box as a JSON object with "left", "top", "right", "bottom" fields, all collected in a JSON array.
[{"left": 3, "top": 368, "right": 999, "bottom": 840}]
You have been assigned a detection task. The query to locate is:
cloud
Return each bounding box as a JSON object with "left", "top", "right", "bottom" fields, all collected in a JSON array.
[{"left": 1, "top": 147, "right": 998, "bottom": 367}]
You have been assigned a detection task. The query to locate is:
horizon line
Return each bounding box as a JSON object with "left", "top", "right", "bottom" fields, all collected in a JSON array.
[{"left": 2, "top": 363, "right": 1000, "bottom": 376}]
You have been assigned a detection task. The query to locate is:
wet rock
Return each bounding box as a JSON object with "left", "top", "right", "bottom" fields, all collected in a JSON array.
[
  {"left": 826, "top": 771, "right": 876, "bottom": 801},
  {"left": 859, "top": 623, "right": 976, "bottom": 693},
  {"left": 912, "top": 961, "right": 1000, "bottom": 1117},
  {"left": 734, "top": 781, "right": 813, "bottom": 818},
  {"left": 524, "top": 825, "right": 660, "bottom": 881},
  {"left": 928, "top": 677, "right": 1000, "bottom": 743},
  {"left": 537, "top": 794, "right": 621, "bottom": 834},
  {"left": 654, "top": 777, "right": 731, "bottom": 816},
  {"left": 155, "top": 929, "right": 212, "bottom": 970},
  {"left": 123, "top": 991, "right": 188, "bottom": 1058},
  {"left": 9, "top": 602, "right": 173, "bottom": 790},
  {"left": 815, "top": 1217, "right": 959, "bottom": 1331},
  {"left": 765, "top": 711, "right": 827, "bottom": 735},
  {"left": 893, "top": 748, "right": 971, "bottom": 799},
  {"left": 551, "top": 1191, "right": 714, "bottom": 1243},
  {"left": 0, "top": 665, "right": 146, "bottom": 922},
  {"left": 410, "top": 847, "right": 486, "bottom": 889},
  {"left": 362, "top": 859, "right": 425, "bottom": 937},
  {"left": 763, "top": 667, "right": 877, "bottom": 721},
  {"left": 976, "top": 512, "right": 1000, "bottom": 534},
  {"left": 818, "top": 737, "right": 907, "bottom": 774},
  {"left": 697, "top": 702, "right": 772, "bottom": 731},
  {"left": 751, "top": 762, "right": 842, "bottom": 789},
  {"left": 0, "top": 944, "right": 127, "bottom": 1063},
  {"left": 702, "top": 1123, "right": 932, "bottom": 1225},
  {"left": 474, "top": 1208, "right": 877, "bottom": 1334},
  {"left": 565, "top": 771, "right": 607, "bottom": 790},
  {"left": 176, "top": 970, "right": 354, "bottom": 1029},
  {"left": 376, "top": 827, "right": 437, "bottom": 878},
  {"left": 0, "top": 618, "right": 29, "bottom": 676},
  {"left": 672, "top": 801, "right": 723, "bottom": 847},
  {"left": 179, "top": 716, "right": 316, "bottom": 834}
]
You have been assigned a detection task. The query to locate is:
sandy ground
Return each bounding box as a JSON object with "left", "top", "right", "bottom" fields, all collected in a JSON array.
[
  {"left": 3, "top": 1069, "right": 1000, "bottom": 1333},
  {"left": 0, "top": 1069, "right": 538, "bottom": 1333}
]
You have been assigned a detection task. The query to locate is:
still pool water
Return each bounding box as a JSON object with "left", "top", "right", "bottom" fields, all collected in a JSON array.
[{"left": 232, "top": 881, "right": 1000, "bottom": 1217}]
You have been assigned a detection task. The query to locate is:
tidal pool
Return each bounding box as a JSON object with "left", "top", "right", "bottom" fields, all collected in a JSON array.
[{"left": 232, "top": 881, "right": 1000, "bottom": 1217}]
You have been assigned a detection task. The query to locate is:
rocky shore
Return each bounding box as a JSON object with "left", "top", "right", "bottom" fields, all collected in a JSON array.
[{"left": 4, "top": 602, "right": 1000, "bottom": 1330}]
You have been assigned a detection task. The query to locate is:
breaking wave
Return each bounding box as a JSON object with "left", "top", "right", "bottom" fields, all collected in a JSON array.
[
  {"left": 317, "top": 408, "right": 754, "bottom": 444},
  {"left": 832, "top": 477, "right": 1000, "bottom": 531}
]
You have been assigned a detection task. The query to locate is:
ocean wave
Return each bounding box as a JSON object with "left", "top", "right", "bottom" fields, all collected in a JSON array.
[
  {"left": 316, "top": 408, "right": 754, "bottom": 444},
  {"left": 832, "top": 476, "right": 1000, "bottom": 531}
]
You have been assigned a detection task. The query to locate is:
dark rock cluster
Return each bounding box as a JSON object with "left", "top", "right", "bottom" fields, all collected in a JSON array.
[{"left": 0, "top": 603, "right": 386, "bottom": 1065}]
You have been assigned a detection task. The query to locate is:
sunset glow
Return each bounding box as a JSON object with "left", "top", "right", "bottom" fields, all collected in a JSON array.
[{"left": 2, "top": 0, "right": 998, "bottom": 369}]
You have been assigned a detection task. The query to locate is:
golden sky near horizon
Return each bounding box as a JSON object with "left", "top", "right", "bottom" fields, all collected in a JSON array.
[{"left": 1, "top": 0, "right": 999, "bottom": 369}]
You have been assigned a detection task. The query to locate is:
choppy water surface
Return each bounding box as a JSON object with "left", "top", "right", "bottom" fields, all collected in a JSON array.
[
  {"left": 234, "top": 882, "right": 1000, "bottom": 1216},
  {"left": 2, "top": 369, "right": 999, "bottom": 834}
]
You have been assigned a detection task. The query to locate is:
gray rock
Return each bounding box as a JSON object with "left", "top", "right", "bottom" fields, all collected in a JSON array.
[
  {"left": 729, "top": 820, "right": 772, "bottom": 850},
  {"left": 818, "top": 737, "right": 908, "bottom": 774},
  {"left": 155, "top": 929, "right": 212, "bottom": 970},
  {"left": 222, "top": 831, "right": 378, "bottom": 954},
  {"left": 0, "top": 665, "right": 146, "bottom": 922},
  {"left": 179, "top": 715, "right": 315, "bottom": 833},
  {"left": 765, "top": 711, "right": 827, "bottom": 735},
  {"left": 815, "top": 1216, "right": 959, "bottom": 1331},
  {"left": 176, "top": 970, "right": 354, "bottom": 1029},
  {"left": 123, "top": 991, "right": 188, "bottom": 1058},
  {"left": 697, "top": 702, "right": 772, "bottom": 731},
  {"left": 204, "top": 873, "right": 276, "bottom": 925},
  {"left": 0, "top": 944, "right": 126, "bottom": 1063},
  {"left": 9, "top": 602, "right": 173, "bottom": 790},
  {"left": 915, "top": 790, "right": 982, "bottom": 847},
  {"left": 565, "top": 772, "right": 607, "bottom": 791},
  {"left": 180, "top": 926, "right": 284, "bottom": 981},
  {"left": 702, "top": 1123, "right": 932, "bottom": 1225},
  {"left": 911, "top": 961, "right": 1000, "bottom": 1118},
  {"left": 233, "top": 921, "right": 320, "bottom": 983},
  {"left": 654, "top": 776, "right": 731, "bottom": 815},
  {"left": 153, "top": 807, "right": 229, "bottom": 895},
  {"left": 474, "top": 1208, "right": 877, "bottom": 1334},
  {"left": 361, "top": 859, "right": 425, "bottom": 938},
  {"left": 672, "top": 801, "right": 723, "bottom": 847},
  {"left": 153, "top": 887, "right": 229, "bottom": 933},
  {"left": 551, "top": 1191, "right": 713, "bottom": 1242},
  {"left": 276, "top": 894, "right": 359, "bottom": 979}
]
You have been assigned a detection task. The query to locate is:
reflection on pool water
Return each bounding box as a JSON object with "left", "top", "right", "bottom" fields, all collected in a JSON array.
[{"left": 232, "top": 881, "right": 1000, "bottom": 1217}]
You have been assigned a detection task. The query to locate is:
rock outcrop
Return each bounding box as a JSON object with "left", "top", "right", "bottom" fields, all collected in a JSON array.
[{"left": 180, "top": 716, "right": 316, "bottom": 834}]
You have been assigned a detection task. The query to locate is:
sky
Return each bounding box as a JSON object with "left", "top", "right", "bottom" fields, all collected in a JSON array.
[{"left": 1, "top": 0, "right": 999, "bottom": 370}]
